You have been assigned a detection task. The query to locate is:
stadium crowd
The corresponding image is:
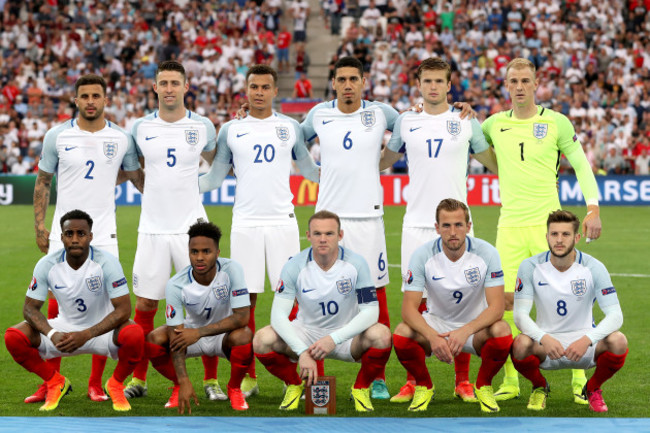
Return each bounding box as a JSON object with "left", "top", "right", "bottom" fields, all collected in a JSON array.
[{"left": 0, "top": 0, "right": 649, "bottom": 175}]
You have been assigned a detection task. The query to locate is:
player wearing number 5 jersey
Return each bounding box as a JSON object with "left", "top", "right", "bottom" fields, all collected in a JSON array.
[
  {"left": 394, "top": 199, "right": 512, "bottom": 413},
  {"left": 512, "top": 210, "right": 627, "bottom": 412},
  {"left": 301, "top": 56, "right": 398, "bottom": 399},
  {"left": 481, "top": 58, "right": 601, "bottom": 402},
  {"left": 253, "top": 211, "right": 392, "bottom": 412},
  {"left": 31, "top": 74, "right": 144, "bottom": 404},
  {"left": 199, "top": 64, "right": 319, "bottom": 397},
  {"left": 126, "top": 61, "right": 219, "bottom": 400}
]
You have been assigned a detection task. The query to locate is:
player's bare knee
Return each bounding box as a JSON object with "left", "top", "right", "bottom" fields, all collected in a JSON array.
[
  {"left": 368, "top": 323, "right": 392, "bottom": 349},
  {"left": 511, "top": 334, "right": 533, "bottom": 359},
  {"left": 229, "top": 326, "right": 253, "bottom": 346},
  {"left": 146, "top": 325, "right": 169, "bottom": 345},
  {"left": 393, "top": 322, "right": 414, "bottom": 338},
  {"left": 252, "top": 325, "right": 277, "bottom": 354},
  {"left": 489, "top": 320, "right": 512, "bottom": 338},
  {"left": 604, "top": 331, "right": 628, "bottom": 354},
  {"left": 136, "top": 296, "right": 159, "bottom": 311}
]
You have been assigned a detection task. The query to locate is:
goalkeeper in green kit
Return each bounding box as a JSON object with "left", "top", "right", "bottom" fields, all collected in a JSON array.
[{"left": 481, "top": 58, "right": 602, "bottom": 403}]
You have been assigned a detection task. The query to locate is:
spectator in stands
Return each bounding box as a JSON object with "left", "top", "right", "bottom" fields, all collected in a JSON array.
[{"left": 293, "top": 73, "right": 314, "bottom": 98}]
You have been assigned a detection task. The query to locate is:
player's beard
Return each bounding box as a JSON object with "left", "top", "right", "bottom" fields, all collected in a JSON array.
[
  {"left": 80, "top": 106, "right": 104, "bottom": 122},
  {"left": 442, "top": 237, "right": 465, "bottom": 252},
  {"left": 549, "top": 239, "right": 575, "bottom": 258}
]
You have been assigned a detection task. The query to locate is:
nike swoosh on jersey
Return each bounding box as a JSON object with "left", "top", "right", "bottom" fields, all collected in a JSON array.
[
  {"left": 409, "top": 127, "right": 422, "bottom": 132},
  {"left": 64, "top": 146, "right": 77, "bottom": 151},
  {"left": 537, "top": 281, "right": 549, "bottom": 286},
  {"left": 432, "top": 276, "right": 445, "bottom": 281},
  {"left": 145, "top": 136, "right": 158, "bottom": 140},
  {"left": 377, "top": 272, "right": 387, "bottom": 280},
  {"left": 185, "top": 302, "right": 200, "bottom": 306},
  {"left": 237, "top": 133, "right": 250, "bottom": 138},
  {"left": 54, "top": 284, "right": 66, "bottom": 289},
  {"left": 500, "top": 128, "right": 512, "bottom": 132},
  {"left": 322, "top": 120, "right": 334, "bottom": 125},
  {"left": 302, "top": 288, "right": 316, "bottom": 293}
]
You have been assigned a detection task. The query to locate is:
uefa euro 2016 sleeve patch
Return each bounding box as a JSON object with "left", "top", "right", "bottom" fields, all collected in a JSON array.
[
  {"left": 166, "top": 304, "right": 176, "bottom": 319},
  {"left": 276, "top": 279, "right": 285, "bottom": 293},
  {"left": 515, "top": 278, "right": 523, "bottom": 292},
  {"left": 29, "top": 276, "right": 37, "bottom": 291},
  {"left": 404, "top": 270, "right": 414, "bottom": 285},
  {"left": 601, "top": 287, "right": 616, "bottom": 296}
]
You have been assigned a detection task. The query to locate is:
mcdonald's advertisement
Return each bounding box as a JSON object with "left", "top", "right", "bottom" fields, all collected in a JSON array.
[{"left": 2, "top": 174, "right": 650, "bottom": 206}]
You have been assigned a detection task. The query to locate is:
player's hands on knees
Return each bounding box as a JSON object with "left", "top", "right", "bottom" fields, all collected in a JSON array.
[
  {"left": 453, "top": 102, "right": 477, "bottom": 119},
  {"left": 178, "top": 380, "right": 199, "bottom": 415},
  {"left": 170, "top": 328, "right": 200, "bottom": 352},
  {"left": 55, "top": 330, "right": 91, "bottom": 353},
  {"left": 308, "top": 335, "right": 336, "bottom": 361},
  {"left": 35, "top": 227, "right": 50, "bottom": 253},
  {"left": 298, "top": 351, "right": 318, "bottom": 387},
  {"left": 582, "top": 206, "right": 602, "bottom": 242},
  {"left": 439, "top": 329, "right": 470, "bottom": 357},
  {"left": 564, "top": 336, "right": 591, "bottom": 362},
  {"left": 429, "top": 335, "right": 453, "bottom": 364},
  {"left": 540, "top": 335, "right": 565, "bottom": 360}
]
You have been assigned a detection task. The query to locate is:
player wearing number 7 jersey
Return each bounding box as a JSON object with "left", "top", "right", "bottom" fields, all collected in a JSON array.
[{"left": 481, "top": 58, "right": 601, "bottom": 402}]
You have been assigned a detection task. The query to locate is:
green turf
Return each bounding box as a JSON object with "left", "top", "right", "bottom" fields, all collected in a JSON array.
[{"left": 0, "top": 204, "right": 648, "bottom": 417}]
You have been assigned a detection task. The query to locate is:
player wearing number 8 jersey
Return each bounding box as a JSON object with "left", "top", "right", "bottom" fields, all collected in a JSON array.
[
  {"left": 393, "top": 199, "right": 512, "bottom": 413},
  {"left": 512, "top": 210, "right": 627, "bottom": 412},
  {"left": 253, "top": 211, "right": 392, "bottom": 412},
  {"left": 481, "top": 58, "right": 601, "bottom": 402},
  {"left": 301, "top": 56, "right": 398, "bottom": 398}
]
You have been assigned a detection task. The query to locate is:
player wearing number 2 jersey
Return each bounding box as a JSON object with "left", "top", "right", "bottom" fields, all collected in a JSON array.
[
  {"left": 253, "top": 211, "right": 392, "bottom": 412},
  {"left": 512, "top": 210, "right": 626, "bottom": 413},
  {"left": 481, "top": 58, "right": 601, "bottom": 402},
  {"left": 393, "top": 199, "right": 511, "bottom": 413}
]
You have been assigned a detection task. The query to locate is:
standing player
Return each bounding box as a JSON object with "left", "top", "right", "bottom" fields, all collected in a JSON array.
[
  {"left": 482, "top": 58, "right": 602, "bottom": 402},
  {"left": 5, "top": 210, "right": 144, "bottom": 412},
  {"left": 393, "top": 199, "right": 511, "bottom": 413},
  {"left": 512, "top": 210, "right": 627, "bottom": 412},
  {"left": 125, "top": 60, "right": 221, "bottom": 401},
  {"left": 145, "top": 221, "right": 253, "bottom": 413},
  {"left": 199, "top": 64, "right": 319, "bottom": 397},
  {"left": 300, "top": 56, "right": 398, "bottom": 398},
  {"left": 380, "top": 57, "right": 498, "bottom": 403},
  {"left": 253, "top": 211, "right": 392, "bottom": 412},
  {"left": 31, "top": 74, "right": 143, "bottom": 404}
]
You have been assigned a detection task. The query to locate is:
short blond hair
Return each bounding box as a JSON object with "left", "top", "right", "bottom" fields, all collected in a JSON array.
[{"left": 505, "top": 58, "right": 536, "bottom": 78}]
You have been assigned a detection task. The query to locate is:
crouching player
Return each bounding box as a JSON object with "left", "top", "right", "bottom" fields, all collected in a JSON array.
[
  {"left": 5, "top": 210, "right": 143, "bottom": 412},
  {"left": 145, "top": 221, "right": 253, "bottom": 413},
  {"left": 253, "top": 210, "right": 392, "bottom": 412},
  {"left": 393, "top": 199, "right": 512, "bottom": 413},
  {"left": 512, "top": 210, "right": 627, "bottom": 412}
]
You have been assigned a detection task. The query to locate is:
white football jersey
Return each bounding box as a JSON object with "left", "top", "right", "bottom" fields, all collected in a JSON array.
[
  {"left": 165, "top": 257, "right": 250, "bottom": 328},
  {"left": 27, "top": 247, "right": 130, "bottom": 329},
  {"left": 132, "top": 110, "right": 216, "bottom": 234},
  {"left": 216, "top": 112, "right": 309, "bottom": 226},
  {"left": 302, "top": 100, "right": 399, "bottom": 218},
  {"left": 404, "top": 236, "right": 504, "bottom": 328},
  {"left": 275, "top": 246, "right": 377, "bottom": 330},
  {"left": 515, "top": 250, "right": 620, "bottom": 334},
  {"left": 387, "top": 108, "right": 489, "bottom": 228},
  {"left": 39, "top": 120, "right": 139, "bottom": 245}
]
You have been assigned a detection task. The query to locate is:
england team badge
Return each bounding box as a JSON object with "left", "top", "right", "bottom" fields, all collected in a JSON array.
[
  {"left": 360, "top": 110, "right": 376, "bottom": 128},
  {"left": 86, "top": 275, "right": 102, "bottom": 293},
  {"left": 447, "top": 120, "right": 461, "bottom": 136},
  {"left": 276, "top": 126, "right": 290, "bottom": 141},
  {"left": 212, "top": 284, "right": 229, "bottom": 301},
  {"left": 311, "top": 382, "right": 330, "bottom": 407},
  {"left": 103, "top": 141, "right": 118, "bottom": 160},
  {"left": 336, "top": 278, "right": 353, "bottom": 295},
  {"left": 464, "top": 267, "right": 481, "bottom": 286},
  {"left": 533, "top": 123, "right": 548, "bottom": 139},
  {"left": 185, "top": 129, "right": 199, "bottom": 147},
  {"left": 571, "top": 279, "right": 587, "bottom": 296}
]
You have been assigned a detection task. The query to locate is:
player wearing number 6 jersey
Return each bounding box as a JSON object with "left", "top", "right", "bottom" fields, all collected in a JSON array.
[
  {"left": 126, "top": 60, "right": 220, "bottom": 401},
  {"left": 300, "top": 56, "right": 398, "bottom": 399},
  {"left": 253, "top": 211, "right": 392, "bottom": 412},
  {"left": 393, "top": 199, "right": 512, "bottom": 413},
  {"left": 512, "top": 210, "right": 627, "bottom": 412},
  {"left": 31, "top": 74, "right": 144, "bottom": 404},
  {"left": 481, "top": 58, "right": 601, "bottom": 402},
  {"left": 5, "top": 210, "right": 144, "bottom": 412},
  {"left": 199, "top": 65, "right": 319, "bottom": 397}
]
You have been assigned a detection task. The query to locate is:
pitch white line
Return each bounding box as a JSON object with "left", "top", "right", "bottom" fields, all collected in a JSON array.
[{"left": 610, "top": 273, "right": 650, "bottom": 278}]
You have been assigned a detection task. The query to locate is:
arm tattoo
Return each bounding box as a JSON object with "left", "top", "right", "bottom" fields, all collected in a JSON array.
[
  {"left": 23, "top": 298, "right": 49, "bottom": 335},
  {"left": 33, "top": 171, "right": 53, "bottom": 229},
  {"left": 172, "top": 348, "right": 189, "bottom": 379}
]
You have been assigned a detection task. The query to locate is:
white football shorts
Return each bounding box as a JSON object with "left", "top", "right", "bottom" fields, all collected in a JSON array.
[
  {"left": 186, "top": 333, "right": 227, "bottom": 359},
  {"left": 133, "top": 233, "right": 190, "bottom": 300},
  {"left": 339, "top": 217, "right": 389, "bottom": 288},
  {"left": 287, "top": 322, "right": 355, "bottom": 362},
  {"left": 38, "top": 317, "right": 119, "bottom": 359},
  {"left": 539, "top": 330, "right": 597, "bottom": 370},
  {"left": 422, "top": 313, "right": 477, "bottom": 356}
]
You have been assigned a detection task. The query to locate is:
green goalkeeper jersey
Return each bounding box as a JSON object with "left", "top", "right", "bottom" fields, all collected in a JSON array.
[{"left": 482, "top": 105, "right": 597, "bottom": 228}]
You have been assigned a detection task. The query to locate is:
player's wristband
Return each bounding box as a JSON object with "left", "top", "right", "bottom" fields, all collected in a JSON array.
[{"left": 46, "top": 329, "right": 58, "bottom": 340}]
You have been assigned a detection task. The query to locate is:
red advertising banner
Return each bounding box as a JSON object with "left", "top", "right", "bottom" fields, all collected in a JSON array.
[{"left": 290, "top": 174, "right": 502, "bottom": 207}]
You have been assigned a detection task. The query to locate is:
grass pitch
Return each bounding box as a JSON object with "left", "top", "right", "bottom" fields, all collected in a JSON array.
[{"left": 0, "top": 204, "right": 648, "bottom": 417}]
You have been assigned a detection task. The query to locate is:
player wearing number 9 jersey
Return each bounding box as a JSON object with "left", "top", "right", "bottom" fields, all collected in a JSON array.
[
  {"left": 481, "top": 58, "right": 601, "bottom": 402},
  {"left": 253, "top": 211, "right": 392, "bottom": 412}
]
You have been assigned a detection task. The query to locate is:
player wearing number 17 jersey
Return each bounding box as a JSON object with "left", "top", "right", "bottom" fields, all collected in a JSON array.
[
  {"left": 482, "top": 58, "right": 601, "bottom": 402},
  {"left": 512, "top": 210, "right": 627, "bottom": 412},
  {"left": 301, "top": 56, "right": 398, "bottom": 398}
]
